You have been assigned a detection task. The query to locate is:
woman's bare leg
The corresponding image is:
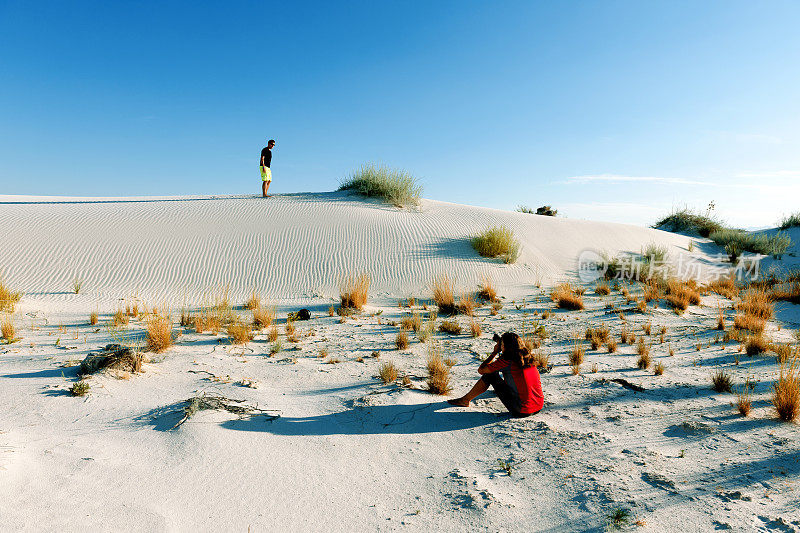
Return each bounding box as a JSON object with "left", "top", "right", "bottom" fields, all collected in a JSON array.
[{"left": 447, "top": 378, "right": 488, "bottom": 407}]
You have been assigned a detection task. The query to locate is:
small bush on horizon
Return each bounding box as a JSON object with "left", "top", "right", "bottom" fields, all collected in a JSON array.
[
  {"left": 779, "top": 211, "right": 800, "bottom": 230},
  {"left": 653, "top": 207, "right": 724, "bottom": 237},
  {"left": 339, "top": 163, "right": 422, "bottom": 207},
  {"left": 517, "top": 205, "right": 557, "bottom": 216},
  {"left": 471, "top": 225, "right": 520, "bottom": 264},
  {"left": 710, "top": 228, "right": 791, "bottom": 259}
]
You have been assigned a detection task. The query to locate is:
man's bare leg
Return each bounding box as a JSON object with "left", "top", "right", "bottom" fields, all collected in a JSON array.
[
  {"left": 262, "top": 180, "right": 271, "bottom": 197},
  {"left": 447, "top": 378, "right": 488, "bottom": 407}
]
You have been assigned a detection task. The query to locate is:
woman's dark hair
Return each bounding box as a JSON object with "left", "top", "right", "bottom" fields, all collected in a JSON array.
[{"left": 496, "top": 331, "right": 534, "bottom": 368}]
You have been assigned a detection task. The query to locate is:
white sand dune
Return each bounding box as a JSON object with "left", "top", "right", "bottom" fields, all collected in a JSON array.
[
  {"left": 1, "top": 192, "right": 694, "bottom": 306},
  {"left": 2, "top": 194, "right": 798, "bottom": 532}
]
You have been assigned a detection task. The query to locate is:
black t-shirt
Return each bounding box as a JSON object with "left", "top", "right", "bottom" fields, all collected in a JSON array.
[{"left": 260, "top": 147, "right": 272, "bottom": 168}]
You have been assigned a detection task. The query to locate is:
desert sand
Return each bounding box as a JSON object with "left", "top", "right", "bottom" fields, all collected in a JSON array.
[{"left": 1, "top": 192, "right": 798, "bottom": 532}]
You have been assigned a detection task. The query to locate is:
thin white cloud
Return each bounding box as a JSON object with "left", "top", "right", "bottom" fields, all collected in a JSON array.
[
  {"left": 560, "top": 174, "right": 710, "bottom": 186},
  {"left": 734, "top": 170, "right": 800, "bottom": 179}
]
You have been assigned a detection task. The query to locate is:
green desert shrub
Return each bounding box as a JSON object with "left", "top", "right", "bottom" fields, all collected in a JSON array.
[
  {"left": 709, "top": 229, "right": 791, "bottom": 258},
  {"left": 339, "top": 163, "right": 422, "bottom": 207},
  {"left": 471, "top": 225, "right": 520, "bottom": 264},
  {"left": 779, "top": 212, "right": 800, "bottom": 230},
  {"left": 653, "top": 208, "right": 724, "bottom": 237}
]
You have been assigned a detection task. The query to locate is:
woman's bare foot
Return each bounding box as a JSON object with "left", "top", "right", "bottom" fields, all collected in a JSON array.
[{"left": 447, "top": 398, "right": 470, "bottom": 407}]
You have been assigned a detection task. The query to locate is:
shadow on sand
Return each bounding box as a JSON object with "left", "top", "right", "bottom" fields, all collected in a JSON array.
[
  {"left": 221, "top": 401, "right": 502, "bottom": 436},
  {"left": 142, "top": 397, "right": 503, "bottom": 435}
]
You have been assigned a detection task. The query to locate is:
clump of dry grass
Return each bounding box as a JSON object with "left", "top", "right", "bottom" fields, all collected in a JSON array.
[
  {"left": 252, "top": 306, "right": 275, "bottom": 329},
  {"left": 1, "top": 315, "right": 20, "bottom": 343},
  {"left": 736, "top": 379, "right": 752, "bottom": 416},
  {"left": 378, "top": 361, "right": 399, "bottom": 384},
  {"left": 112, "top": 308, "right": 130, "bottom": 328},
  {"left": 89, "top": 310, "right": 98, "bottom": 326},
  {"left": 340, "top": 273, "right": 370, "bottom": 310},
  {"left": 735, "top": 314, "right": 766, "bottom": 334},
  {"left": 0, "top": 280, "right": 22, "bottom": 313},
  {"left": 711, "top": 369, "right": 733, "bottom": 393},
  {"left": 227, "top": 320, "right": 253, "bottom": 345},
  {"left": 471, "top": 225, "right": 520, "bottom": 264},
  {"left": 146, "top": 313, "right": 174, "bottom": 353},
  {"left": 707, "top": 276, "right": 739, "bottom": 300},
  {"left": 400, "top": 312, "right": 422, "bottom": 332},
  {"left": 642, "top": 322, "right": 652, "bottom": 335},
  {"left": 267, "top": 324, "right": 279, "bottom": 342},
  {"left": 478, "top": 276, "right": 499, "bottom": 302},
  {"left": 491, "top": 302, "right": 502, "bottom": 316},
  {"left": 716, "top": 309, "right": 726, "bottom": 331},
  {"left": 607, "top": 338, "right": 618, "bottom": 353},
  {"left": 534, "top": 351, "right": 549, "bottom": 370},
  {"left": 328, "top": 305, "right": 335, "bottom": 317},
  {"left": 636, "top": 338, "right": 651, "bottom": 369},
  {"left": 431, "top": 275, "right": 457, "bottom": 315},
  {"left": 654, "top": 362, "right": 665, "bottom": 375},
  {"left": 180, "top": 308, "right": 192, "bottom": 327},
  {"left": 595, "top": 282, "right": 610, "bottom": 296},
  {"left": 642, "top": 278, "right": 663, "bottom": 303},
  {"left": 551, "top": 283, "right": 584, "bottom": 311},
  {"left": 772, "top": 357, "right": 799, "bottom": 422},
  {"left": 569, "top": 341, "right": 585, "bottom": 368},
  {"left": 244, "top": 290, "right": 261, "bottom": 310},
  {"left": 771, "top": 343, "right": 795, "bottom": 364},
  {"left": 396, "top": 330, "right": 410, "bottom": 350},
  {"left": 426, "top": 343, "right": 452, "bottom": 395},
  {"left": 457, "top": 294, "right": 477, "bottom": 316},
  {"left": 470, "top": 319, "right": 481, "bottom": 338},
  {"left": 665, "top": 278, "right": 701, "bottom": 311},
  {"left": 439, "top": 319, "right": 461, "bottom": 335},
  {"left": 736, "top": 288, "right": 774, "bottom": 320}
]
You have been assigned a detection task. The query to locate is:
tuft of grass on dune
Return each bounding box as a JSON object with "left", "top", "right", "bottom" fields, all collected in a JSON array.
[
  {"left": 340, "top": 273, "right": 370, "bottom": 311},
  {"left": 0, "top": 280, "right": 22, "bottom": 313},
  {"left": 779, "top": 211, "right": 800, "bottom": 230},
  {"left": 339, "top": 163, "right": 422, "bottom": 207},
  {"left": 471, "top": 225, "right": 520, "bottom": 264},
  {"left": 551, "top": 283, "right": 584, "bottom": 310},
  {"left": 773, "top": 356, "right": 800, "bottom": 422},
  {"left": 652, "top": 207, "right": 724, "bottom": 237},
  {"left": 146, "top": 312, "right": 174, "bottom": 353}
]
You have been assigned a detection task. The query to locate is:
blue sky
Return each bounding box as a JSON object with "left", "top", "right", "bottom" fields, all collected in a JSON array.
[{"left": 1, "top": 1, "right": 798, "bottom": 228}]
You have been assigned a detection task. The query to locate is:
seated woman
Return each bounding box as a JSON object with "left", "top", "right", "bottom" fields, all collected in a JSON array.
[{"left": 448, "top": 332, "right": 543, "bottom": 417}]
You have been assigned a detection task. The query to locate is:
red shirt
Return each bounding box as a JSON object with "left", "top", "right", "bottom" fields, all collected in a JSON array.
[{"left": 484, "top": 358, "right": 544, "bottom": 414}]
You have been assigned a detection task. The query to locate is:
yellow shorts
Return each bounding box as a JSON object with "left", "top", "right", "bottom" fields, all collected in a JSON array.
[{"left": 260, "top": 166, "right": 272, "bottom": 182}]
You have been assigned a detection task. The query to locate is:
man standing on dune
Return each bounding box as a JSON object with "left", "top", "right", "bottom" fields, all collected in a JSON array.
[{"left": 260, "top": 139, "right": 275, "bottom": 197}]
